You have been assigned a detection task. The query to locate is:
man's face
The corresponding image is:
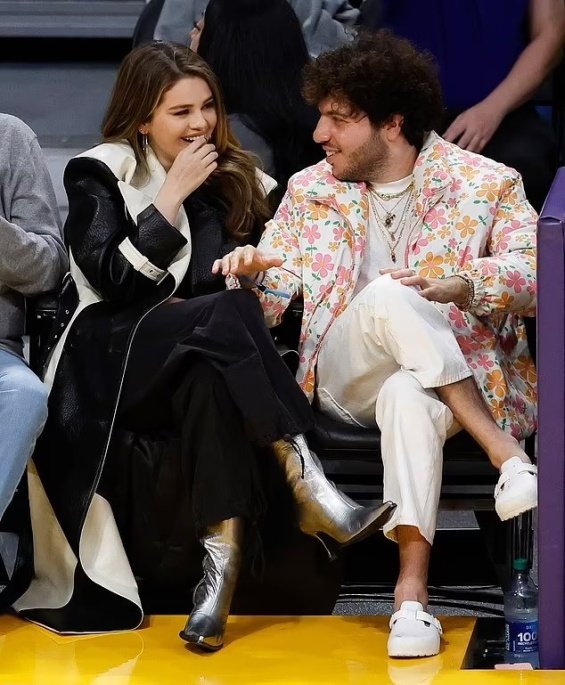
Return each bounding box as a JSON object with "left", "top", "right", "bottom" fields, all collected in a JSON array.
[{"left": 313, "top": 96, "right": 388, "bottom": 182}]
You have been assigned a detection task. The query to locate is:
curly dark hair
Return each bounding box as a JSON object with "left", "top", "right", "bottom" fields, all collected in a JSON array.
[{"left": 303, "top": 30, "right": 444, "bottom": 149}]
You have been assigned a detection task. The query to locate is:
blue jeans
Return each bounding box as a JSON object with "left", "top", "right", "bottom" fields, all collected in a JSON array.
[{"left": 0, "top": 348, "right": 48, "bottom": 521}]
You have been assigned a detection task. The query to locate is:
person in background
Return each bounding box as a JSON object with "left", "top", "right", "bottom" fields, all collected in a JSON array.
[
  {"left": 216, "top": 31, "right": 539, "bottom": 659},
  {"left": 155, "top": 0, "right": 359, "bottom": 58},
  {"left": 359, "top": 0, "right": 565, "bottom": 211},
  {"left": 14, "top": 42, "right": 393, "bottom": 652},
  {"left": 0, "top": 114, "right": 67, "bottom": 600},
  {"left": 196, "top": 0, "right": 321, "bottom": 191}
]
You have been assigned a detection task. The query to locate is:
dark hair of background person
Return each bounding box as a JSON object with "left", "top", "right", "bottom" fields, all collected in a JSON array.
[
  {"left": 303, "top": 30, "right": 444, "bottom": 150},
  {"left": 198, "top": 0, "right": 321, "bottom": 187},
  {"left": 102, "top": 41, "right": 270, "bottom": 240}
]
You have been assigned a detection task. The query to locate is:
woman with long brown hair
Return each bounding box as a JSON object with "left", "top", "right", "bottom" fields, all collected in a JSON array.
[{"left": 14, "top": 42, "right": 394, "bottom": 651}]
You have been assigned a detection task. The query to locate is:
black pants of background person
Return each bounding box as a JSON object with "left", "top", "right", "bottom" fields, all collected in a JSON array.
[
  {"left": 99, "top": 289, "right": 341, "bottom": 613},
  {"left": 445, "top": 104, "right": 558, "bottom": 213}
]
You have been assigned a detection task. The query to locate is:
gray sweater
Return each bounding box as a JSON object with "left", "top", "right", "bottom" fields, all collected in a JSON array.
[
  {"left": 154, "top": 0, "right": 358, "bottom": 57},
  {"left": 0, "top": 114, "right": 67, "bottom": 357}
]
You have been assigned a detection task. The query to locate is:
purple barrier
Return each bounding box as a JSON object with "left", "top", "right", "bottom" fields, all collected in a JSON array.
[{"left": 538, "top": 166, "right": 565, "bottom": 669}]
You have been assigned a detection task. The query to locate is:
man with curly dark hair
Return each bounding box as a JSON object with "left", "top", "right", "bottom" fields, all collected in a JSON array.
[{"left": 216, "top": 31, "right": 538, "bottom": 658}]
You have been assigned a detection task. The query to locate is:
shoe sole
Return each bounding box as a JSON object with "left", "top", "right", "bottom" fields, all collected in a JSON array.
[
  {"left": 342, "top": 502, "right": 398, "bottom": 547},
  {"left": 179, "top": 629, "right": 223, "bottom": 652},
  {"left": 388, "top": 648, "right": 440, "bottom": 658},
  {"left": 313, "top": 502, "right": 397, "bottom": 560},
  {"left": 388, "top": 637, "right": 440, "bottom": 658},
  {"left": 498, "top": 500, "right": 537, "bottom": 521}
]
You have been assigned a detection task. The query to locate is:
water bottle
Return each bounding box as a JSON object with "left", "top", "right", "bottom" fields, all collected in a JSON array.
[{"left": 503, "top": 557, "right": 539, "bottom": 667}]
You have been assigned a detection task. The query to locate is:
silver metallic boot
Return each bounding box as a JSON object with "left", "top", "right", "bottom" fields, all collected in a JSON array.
[
  {"left": 272, "top": 435, "right": 396, "bottom": 560},
  {"left": 179, "top": 518, "right": 243, "bottom": 652}
]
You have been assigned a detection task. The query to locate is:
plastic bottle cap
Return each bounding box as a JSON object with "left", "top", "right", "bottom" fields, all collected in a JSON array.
[{"left": 513, "top": 558, "right": 529, "bottom": 571}]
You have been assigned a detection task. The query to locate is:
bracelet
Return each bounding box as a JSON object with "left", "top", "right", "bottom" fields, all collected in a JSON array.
[{"left": 452, "top": 274, "right": 475, "bottom": 312}]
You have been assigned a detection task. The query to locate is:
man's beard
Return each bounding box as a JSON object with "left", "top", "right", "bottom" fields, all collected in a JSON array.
[{"left": 335, "top": 132, "right": 389, "bottom": 183}]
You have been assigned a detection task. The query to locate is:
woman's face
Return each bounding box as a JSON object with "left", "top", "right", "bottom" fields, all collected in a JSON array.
[{"left": 142, "top": 76, "right": 218, "bottom": 170}]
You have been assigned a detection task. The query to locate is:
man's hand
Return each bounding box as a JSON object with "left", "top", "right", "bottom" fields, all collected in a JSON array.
[
  {"left": 381, "top": 269, "right": 470, "bottom": 306},
  {"left": 212, "top": 245, "right": 283, "bottom": 278},
  {"left": 443, "top": 100, "right": 505, "bottom": 153}
]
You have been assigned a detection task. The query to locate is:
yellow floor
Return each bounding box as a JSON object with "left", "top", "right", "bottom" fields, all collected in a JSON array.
[{"left": 0, "top": 614, "right": 563, "bottom": 684}]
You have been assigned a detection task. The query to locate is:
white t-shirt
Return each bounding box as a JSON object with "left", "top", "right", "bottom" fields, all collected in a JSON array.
[{"left": 353, "top": 175, "right": 417, "bottom": 297}]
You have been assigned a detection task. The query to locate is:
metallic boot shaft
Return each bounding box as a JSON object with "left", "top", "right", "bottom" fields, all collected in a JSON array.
[
  {"left": 272, "top": 435, "right": 396, "bottom": 557},
  {"left": 180, "top": 518, "right": 243, "bottom": 651}
]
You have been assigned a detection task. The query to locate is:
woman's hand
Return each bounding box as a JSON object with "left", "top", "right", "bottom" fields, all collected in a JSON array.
[
  {"left": 381, "top": 268, "right": 470, "bottom": 306},
  {"left": 154, "top": 137, "right": 218, "bottom": 224},
  {"left": 212, "top": 245, "right": 283, "bottom": 278}
]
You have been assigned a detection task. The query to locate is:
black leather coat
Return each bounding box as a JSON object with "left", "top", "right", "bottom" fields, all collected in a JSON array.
[
  {"left": 21, "top": 157, "right": 341, "bottom": 631},
  {"left": 35, "top": 158, "right": 187, "bottom": 559}
]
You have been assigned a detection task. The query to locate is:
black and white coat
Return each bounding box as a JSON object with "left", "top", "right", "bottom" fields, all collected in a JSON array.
[{"left": 13, "top": 142, "right": 274, "bottom": 633}]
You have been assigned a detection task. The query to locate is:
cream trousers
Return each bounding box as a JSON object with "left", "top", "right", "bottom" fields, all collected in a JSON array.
[{"left": 315, "top": 275, "right": 472, "bottom": 544}]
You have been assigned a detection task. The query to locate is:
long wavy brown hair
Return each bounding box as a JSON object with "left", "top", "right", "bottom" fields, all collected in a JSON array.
[{"left": 102, "top": 41, "right": 270, "bottom": 240}]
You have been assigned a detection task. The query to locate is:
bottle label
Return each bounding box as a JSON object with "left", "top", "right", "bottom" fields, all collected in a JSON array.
[{"left": 505, "top": 620, "right": 539, "bottom": 654}]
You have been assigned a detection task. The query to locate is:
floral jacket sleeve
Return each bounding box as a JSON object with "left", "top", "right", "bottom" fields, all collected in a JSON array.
[
  {"left": 459, "top": 175, "right": 536, "bottom": 317},
  {"left": 229, "top": 190, "right": 304, "bottom": 328}
]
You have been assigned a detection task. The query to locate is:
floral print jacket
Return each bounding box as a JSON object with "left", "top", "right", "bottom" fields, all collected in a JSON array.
[{"left": 237, "top": 132, "right": 537, "bottom": 439}]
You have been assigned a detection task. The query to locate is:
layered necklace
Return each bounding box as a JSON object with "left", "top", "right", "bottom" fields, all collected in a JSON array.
[{"left": 368, "top": 180, "right": 415, "bottom": 264}]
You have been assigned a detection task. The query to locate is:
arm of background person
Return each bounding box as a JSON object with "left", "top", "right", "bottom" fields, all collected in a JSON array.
[
  {"left": 444, "top": 0, "right": 565, "bottom": 152},
  {"left": 153, "top": 0, "right": 208, "bottom": 43},
  {"left": 0, "top": 120, "right": 67, "bottom": 295},
  {"left": 291, "top": 0, "right": 359, "bottom": 57}
]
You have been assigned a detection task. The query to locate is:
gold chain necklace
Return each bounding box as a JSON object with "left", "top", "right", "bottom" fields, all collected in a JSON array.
[
  {"left": 370, "top": 180, "right": 414, "bottom": 229},
  {"left": 368, "top": 189, "right": 415, "bottom": 264}
]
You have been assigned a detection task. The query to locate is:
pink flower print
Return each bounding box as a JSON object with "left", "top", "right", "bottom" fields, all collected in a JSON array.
[
  {"left": 479, "top": 261, "right": 498, "bottom": 277},
  {"left": 448, "top": 306, "right": 466, "bottom": 329},
  {"left": 470, "top": 323, "right": 490, "bottom": 344},
  {"left": 506, "top": 270, "right": 527, "bottom": 293},
  {"left": 513, "top": 396, "right": 527, "bottom": 415},
  {"left": 412, "top": 236, "right": 430, "bottom": 256},
  {"left": 458, "top": 246, "right": 473, "bottom": 267},
  {"left": 449, "top": 179, "right": 462, "bottom": 193},
  {"left": 303, "top": 224, "right": 321, "bottom": 245},
  {"left": 335, "top": 265, "right": 349, "bottom": 286},
  {"left": 476, "top": 353, "right": 495, "bottom": 371},
  {"left": 448, "top": 238, "right": 458, "bottom": 250},
  {"left": 434, "top": 170, "right": 449, "bottom": 182},
  {"left": 333, "top": 225, "right": 346, "bottom": 241},
  {"left": 312, "top": 253, "right": 334, "bottom": 278},
  {"left": 425, "top": 207, "right": 447, "bottom": 230},
  {"left": 275, "top": 205, "right": 291, "bottom": 222},
  {"left": 457, "top": 334, "right": 479, "bottom": 356}
]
